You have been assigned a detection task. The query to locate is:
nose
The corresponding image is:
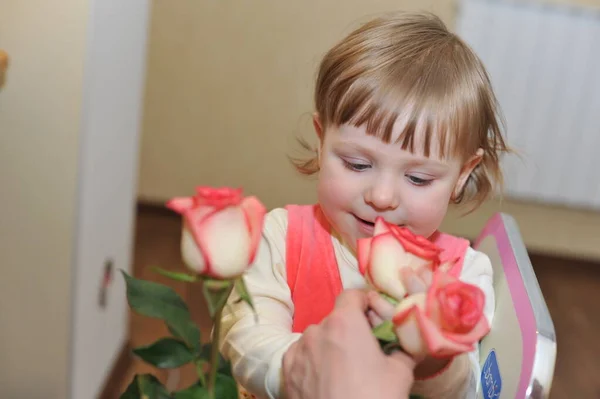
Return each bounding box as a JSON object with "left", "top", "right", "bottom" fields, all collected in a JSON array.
[{"left": 364, "top": 175, "right": 399, "bottom": 211}]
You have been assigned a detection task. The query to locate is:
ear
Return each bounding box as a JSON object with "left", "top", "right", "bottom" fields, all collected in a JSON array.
[
  {"left": 313, "top": 112, "right": 323, "bottom": 141},
  {"left": 453, "top": 148, "right": 484, "bottom": 199}
]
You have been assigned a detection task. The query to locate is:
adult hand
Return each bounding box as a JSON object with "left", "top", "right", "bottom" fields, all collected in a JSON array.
[{"left": 282, "top": 289, "right": 416, "bottom": 399}]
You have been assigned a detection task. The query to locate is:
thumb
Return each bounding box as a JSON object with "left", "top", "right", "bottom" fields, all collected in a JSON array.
[
  {"left": 334, "top": 289, "right": 369, "bottom": 312},
  {"left": 388, "top": 349, "right": 418, "bottom": 371},
  {"left": 386, "top": 349, "right": 418, "bottom": 395}
]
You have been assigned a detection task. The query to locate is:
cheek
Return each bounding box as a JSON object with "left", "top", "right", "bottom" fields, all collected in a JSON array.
[
  {"left": 404, "top": 186, "right": 453, "bottom": 232},
  {"left": 317, "top": 161, "right": 357, "bottom": 210}
]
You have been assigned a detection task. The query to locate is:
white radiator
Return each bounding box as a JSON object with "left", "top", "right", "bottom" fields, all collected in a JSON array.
[{"left": 456, "top": 0, "right": 600, "bottom": 211}]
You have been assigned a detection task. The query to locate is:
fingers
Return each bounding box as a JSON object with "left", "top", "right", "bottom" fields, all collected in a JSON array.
[
  {"left": 334, "top": 289, "right": 369, "bottom": 312},
  {"left": 388, "top": 348, "right": 418, "bottom": 370},
  {"left": 417, "top": 267, "right": 433, "bottom": 287},
  {"left": 282, "top": 342, "right": 298, "bottom": 398},
  {"left": 367, "top": 309, "right": 385, "bottom": 327},
  {"left": 367, "top": 291, "right": 396, "bottom": 320},
  {"left": 400, "top": 268, "right": 429, "bottom": 294}
]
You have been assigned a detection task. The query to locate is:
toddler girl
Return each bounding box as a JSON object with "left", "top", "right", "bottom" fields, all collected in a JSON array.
[{"left": 183, "top": 10, "right": 509, "bottom": 399}]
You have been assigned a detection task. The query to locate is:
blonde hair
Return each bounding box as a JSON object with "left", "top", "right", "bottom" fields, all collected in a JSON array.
[{"left": 291, "top": 11, "right": 510, "bottom": 210}]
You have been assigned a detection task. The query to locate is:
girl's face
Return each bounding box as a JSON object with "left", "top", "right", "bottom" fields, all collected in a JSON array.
[{"left": 315, "top": 116, "right": 482, "bottom": 252}]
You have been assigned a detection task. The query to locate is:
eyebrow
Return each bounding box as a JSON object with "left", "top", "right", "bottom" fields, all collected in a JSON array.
[{"left": 336, "top": 140, "right": 450, "bottom": 168}]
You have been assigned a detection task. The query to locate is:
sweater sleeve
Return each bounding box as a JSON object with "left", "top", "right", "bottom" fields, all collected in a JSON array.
[
  {"left": 410, "top": 248, "right": 495, "bottom": 399},
  {"left": 211, "top": 208, "right": 299, "bottom": 399}
]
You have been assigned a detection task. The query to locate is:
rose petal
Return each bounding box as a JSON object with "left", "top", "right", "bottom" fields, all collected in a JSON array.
[
  {"left": 396, "top": 310, "right": 427, "bottom": 358},
  {"left": 417, "top": 314, "right": 474, "bottom": 357},
  {"left": 441, "top": 317, "right": 490, "bottom": 345},
  {"left": 198, "top": 207, "right": 251, "bottom": 278},
  {"left": 166, "top": 197, "right": 195, "bottom": 213},
  {"left": 185, "top": 205, "right": 214, "bottom": 247},
  {"left": 406, "top": 252, "right": 433, "bottom": 271},
  {"left": 374, "top": 217, "right": 391, "bottom": 236},
  {"left": 437, "top": 281, "right": 485, "bottom": 333},
  {"left": 392, "top": 272, "right": 490, "bottom": 358},
  {"left": 426, "top": 271, "right": 486, "bottom": 332},
  {"left": 391, "top": 226, "right": 441, "bottom": 263},
  {"left": 240, "top": 196, "right": 266, "bottom": 263},
  {"left": 194, "top": 186, "right": 243, "bottom": 209},
  {"left": 181, "top": 226, "right": 207, "bottom": 274},
  {"left": 392, "top": 298, "right": 473, "bottom": 358},
  {"left": 357, "top": 237, "right": 373, "bottom": 276},
  {"left": 393, "top": 293, "right": 427, "bottom": 321},
  {"left": 391, "top": 294, "right": 427, "bottom": 357},
  {"left": 369, "top": 233, "right": 408, "bottom": 300}
]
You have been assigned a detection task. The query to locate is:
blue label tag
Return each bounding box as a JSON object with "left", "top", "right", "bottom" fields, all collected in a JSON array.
[{"left": 481, "top": 349, "right": 502, "bottom": 399}]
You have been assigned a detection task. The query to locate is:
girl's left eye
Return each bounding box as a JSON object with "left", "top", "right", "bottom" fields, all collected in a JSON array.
[
  {"left": 343, "top": 160, "right": 371, "bottom": 171},
  {"left": 407, "top": 175, "right": 433, "bottom": 186}
]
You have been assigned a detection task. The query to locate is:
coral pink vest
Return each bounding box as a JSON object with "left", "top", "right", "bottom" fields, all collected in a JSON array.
[{"left": 285, "top": 204, "right": 470, "bottom": 333}]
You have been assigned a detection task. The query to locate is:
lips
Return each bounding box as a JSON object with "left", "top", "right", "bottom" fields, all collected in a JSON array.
[
  {"left": 354, "top": 214, "right": 403, "bottom": 228},
  {"left": 354, "top": 214, "right": 375, "bottom": 226}
]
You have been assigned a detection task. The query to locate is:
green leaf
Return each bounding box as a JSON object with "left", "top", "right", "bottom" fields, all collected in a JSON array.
[
  {"left": 172, "top": 375, "right": 237, "bottom": 399},
  {"left": 167, "top": 323, "right": 200, "bottom": 354},
  {"left": 200, "top": 343, "right": 232, "bottom": 377},
  {"left": 120, "top": 376, "right": 141, "bottom": 399},
  {"left": 165, "top": 323, "right": 201, "bottom": 352},
  {"left": 173, "top": 383, "right": 210, "bottom": 399},
  {"left": 234, "top": 277, "right": 256, "bottom": 316},
  {"left": 214, "top": 373, "right": 238, "bottom": 399},
  {"left": 202, "top": 278, "right": 234, "bottom": 318},
  {"left": 201, "top": 277, "right": 232, "bottom": 290},
  {"left": 122, "top": 271, "right": 201, "bottom": 352},
  {"left": 153, "top": 266, "right": 199, "bottom": 283},
  {"left": 372, "top": 320, "right": 398, "bottom": 342},
  {"left": 133, "top": 338, "right": 195, "bottom": 368},
  {"left": 120, "top": 374, "right": 171, "bottom": 399}
]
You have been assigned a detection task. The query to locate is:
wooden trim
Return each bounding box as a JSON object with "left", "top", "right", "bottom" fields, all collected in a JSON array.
[
  {"left": 99, "top": 340, "right": 133, "bottom": 399},
  {"left": 137, "top": 200, "right": 179, "bottom": 218}
]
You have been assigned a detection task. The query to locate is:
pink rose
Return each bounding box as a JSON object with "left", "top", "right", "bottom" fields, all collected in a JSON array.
[
  {"left": 357, "top": 217, "right": 443, "bottom": 301},
  {"left": 166, "top": 186, "right": 266, "bottom": 279},
  {"left": 391, "top": 270, "right": 490, "bottom": 358}
]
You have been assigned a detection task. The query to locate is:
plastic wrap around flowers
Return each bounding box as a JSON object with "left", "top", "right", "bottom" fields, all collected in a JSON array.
[{"left": 358, "top": 218, "right": 490, "bottom": 359}]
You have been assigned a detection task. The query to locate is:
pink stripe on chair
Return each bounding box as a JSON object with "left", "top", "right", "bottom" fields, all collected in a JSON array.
[{"left": 474, "top": 213, "right": 556, "bottom": 398}]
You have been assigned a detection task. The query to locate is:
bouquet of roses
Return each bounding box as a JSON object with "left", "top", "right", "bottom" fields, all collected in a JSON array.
[
  {"left": 120, "top": 185, "right": 490, "bottom": 398},
  {"left": 358, "top": 218, "right": 490, "bottom": 360}
]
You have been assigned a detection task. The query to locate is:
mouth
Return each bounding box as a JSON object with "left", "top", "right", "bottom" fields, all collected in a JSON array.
[
  {"left": 353, "top": 214, "right": 404, "bottom": 228},
  {"left": 353, "top": 214, "right": 374, "bottom": 226}
]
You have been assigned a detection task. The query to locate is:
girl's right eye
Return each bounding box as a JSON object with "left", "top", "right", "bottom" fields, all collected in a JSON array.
[{"left": 343, "top": 160, "right": 371, "bottom": 172}]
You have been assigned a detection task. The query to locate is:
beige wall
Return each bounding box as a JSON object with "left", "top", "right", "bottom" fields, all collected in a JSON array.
[
  {"left": 137, "top": 0, "right": 600, "bottom": 261},
  {"left": 0, "top": 0, "right": 87, "bottom": 397},
  {"left": 137, "top": 0, "right": 455, "bottom": 209}
]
